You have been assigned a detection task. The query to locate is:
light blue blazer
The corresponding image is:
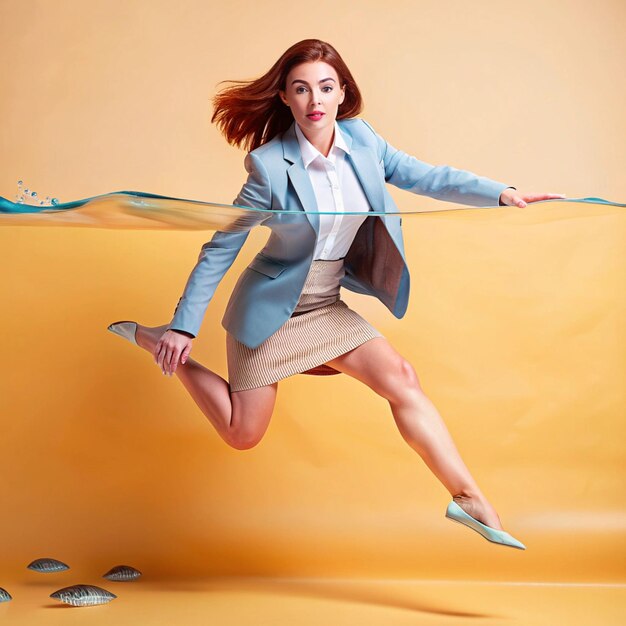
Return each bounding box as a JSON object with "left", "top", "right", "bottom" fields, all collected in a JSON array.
[{"left": 168, "top": 118, "right": 512, "bottom": 348}]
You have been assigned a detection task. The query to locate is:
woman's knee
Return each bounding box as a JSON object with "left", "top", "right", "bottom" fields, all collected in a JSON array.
[
  {"left": 400, "top": 358, "right": 422, "bottom": 391},
  {"left": 226, "top": 383, "right": 277, "bottom": 450},
  {"left": 227, "top": 428, "right": 265, "bottom": 450},
  {"left": 225, "top": 411, "right": 272, "bottom": 450},
  {"left": 363, "top": 355, "right": 422, "bottom": 405},
  {"left": 382, "top": 358, "right": 423, "bottom": 403},
  {"left": 329, "top": 339, "right": 423, "bottom": 402}
]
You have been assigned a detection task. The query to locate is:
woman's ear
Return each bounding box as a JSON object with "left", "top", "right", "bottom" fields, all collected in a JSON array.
[{"left": 278, "top": 90, "right": 289, "bottom": 106}]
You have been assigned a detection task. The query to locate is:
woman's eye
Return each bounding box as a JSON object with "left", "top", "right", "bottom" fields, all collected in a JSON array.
[{"left": 294, "top": 86, "right": 333, "bottom": 94}]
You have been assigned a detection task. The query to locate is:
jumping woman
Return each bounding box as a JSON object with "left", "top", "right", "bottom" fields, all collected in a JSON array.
[{"left": 108, "top": 39, "right": 565, "bottom": 549}]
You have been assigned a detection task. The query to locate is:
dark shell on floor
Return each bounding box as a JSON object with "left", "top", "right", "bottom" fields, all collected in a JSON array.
[
  {"left": 0, "top": 587, "right": 12, "bottom": 602},
  {"left": 103, "top": 564, "right": 142, "bottom": 580},
  {"left": 50, "top": 584, "right": 117, "bottom": 606},
  {"left": 27, "top": 558, "right": 70, "bottom": 572}
]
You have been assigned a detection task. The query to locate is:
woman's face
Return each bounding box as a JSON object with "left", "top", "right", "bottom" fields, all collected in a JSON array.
[{"left": 279, "top": 61, "right": 346, "bottom": 135}]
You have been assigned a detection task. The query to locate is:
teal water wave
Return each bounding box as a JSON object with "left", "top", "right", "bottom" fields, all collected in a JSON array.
[{"left": 1, "top": 191, "right": 624, "bottom": 232}]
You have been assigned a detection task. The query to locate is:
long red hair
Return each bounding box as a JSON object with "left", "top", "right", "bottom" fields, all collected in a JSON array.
[{"left": 211, "top": 39, "right": 363, "bottom": 152}]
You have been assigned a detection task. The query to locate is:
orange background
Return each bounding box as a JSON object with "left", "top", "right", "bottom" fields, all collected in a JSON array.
[{"left": 0, "top": 1, "right": 625, "bottom": 621}]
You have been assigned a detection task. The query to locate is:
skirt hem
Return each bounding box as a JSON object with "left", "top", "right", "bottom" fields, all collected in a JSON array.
[
  {"left": 226, "top": 259, "right": 384, "bottom": 392},
  {"left": 227, "top": 327, "right": 383, "bottom": 392}
]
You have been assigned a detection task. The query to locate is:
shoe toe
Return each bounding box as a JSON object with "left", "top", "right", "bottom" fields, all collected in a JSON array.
[
  {"left": 107, "top": 321, "right": 138, "bottom": 345},
  {"left": 445, "top": 500, "right": 526, "bottom": 549}
]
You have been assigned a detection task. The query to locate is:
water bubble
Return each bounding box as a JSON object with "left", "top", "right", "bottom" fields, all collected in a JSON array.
[
  {"left": 17, "top": 180, "right": 23, "bottom": 186},
  {"left": 39, "top": 200, "right": 44, "bottom": 205},
  {"left": 32, "top": 191, "right": 37, "bottom": 197},
  {"left": 51, "top": 198, "right": 59, "bottom": 205},
  {"left": 17, "top": 198, "right": 24, "bottom": 204},
  {"left": 24, "top": 188, "right": 29, "bottom": 194}
]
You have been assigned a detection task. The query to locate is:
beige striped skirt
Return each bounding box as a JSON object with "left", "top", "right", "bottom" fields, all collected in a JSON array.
[{"left": 226, "top": 258, "right": 384, "bottom": 392}]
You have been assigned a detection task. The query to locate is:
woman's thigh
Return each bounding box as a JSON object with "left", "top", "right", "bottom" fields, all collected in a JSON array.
[{"left": 325, "top": 337, "right": 422, "bottom": 402}]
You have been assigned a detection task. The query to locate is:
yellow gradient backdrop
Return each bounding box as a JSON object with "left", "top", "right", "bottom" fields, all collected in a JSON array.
[{"left": 1, "top": 0, "right": 625, "bottom": 596}]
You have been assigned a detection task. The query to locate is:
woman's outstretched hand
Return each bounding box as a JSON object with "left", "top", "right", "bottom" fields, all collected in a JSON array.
[
  {"left": 499, "top": 188, "right": 566, "bottom": 208},
  {"left": 154, "top": 329, "right": 193, "bottom": 377}
]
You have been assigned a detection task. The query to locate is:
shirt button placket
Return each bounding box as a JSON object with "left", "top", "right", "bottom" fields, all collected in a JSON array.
[{"left": 324, "top": 163, "right": 343, "bottom": 258}]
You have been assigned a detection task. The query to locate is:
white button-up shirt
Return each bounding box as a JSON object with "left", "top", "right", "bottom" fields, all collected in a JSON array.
[{"left": 295, "top": 121, "right": 371, "bottom": 260}]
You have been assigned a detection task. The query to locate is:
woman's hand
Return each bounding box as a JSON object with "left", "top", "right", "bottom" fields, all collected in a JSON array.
[
  {"left": 499, "top": 188, "right": 566, "bottom": 208},
  {"left": 154, "top": 329, "right": 193, "bottom": 377}
]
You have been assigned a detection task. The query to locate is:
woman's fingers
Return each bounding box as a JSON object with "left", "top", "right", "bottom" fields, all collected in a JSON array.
[
  {"left": 502, "top": 190, "right": 567, "bottom": 208},
  {"left": 163, "top": 344, "right": 177, "bottom": 376},
  {"left": 170, "top": 343, "right": 192, "bottom": 374},
  {"left": 181, "top": 343, "right": 192, "bottom": 365},
  {"left": 169, "top": 350, "right": 181, "bottom": 376},
  {"left": 169, "top": 341, "right": 193, "bottom": 374},
  {"left": 165, "top": 341, "right": 189, "bottom": 376},
  {"left": 156, "top": 342, "right": 168, "bottom": 374},
  {"left": 152, "top": 333, "right": 192, "bottom": 376},
  {"left": 154, "top": 334, "right": 172, "bottom": 374},
  {"left": 165, "top": 347, "right": 179, "bottom": 376}
]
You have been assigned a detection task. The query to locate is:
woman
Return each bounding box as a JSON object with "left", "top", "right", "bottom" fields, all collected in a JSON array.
[{"left": 108, "top": 39, "right": 564, "bottom": 549}]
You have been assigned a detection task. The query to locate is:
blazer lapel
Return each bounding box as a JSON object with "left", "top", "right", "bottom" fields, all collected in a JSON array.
[
  {"left": 281, "top": 120, "right": 388, "bottom": 234},
  {"left": 282, "top": 122, "right": 320, "bottom": 234}
]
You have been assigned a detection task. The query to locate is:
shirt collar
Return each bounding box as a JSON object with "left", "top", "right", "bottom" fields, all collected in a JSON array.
[{"left": 294, "top": 121, "right": 350, "bottom": 169}]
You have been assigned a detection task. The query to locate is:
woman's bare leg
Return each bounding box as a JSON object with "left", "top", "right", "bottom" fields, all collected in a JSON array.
[
  {"left": 326, "top": 337, "right": 505, "bottom": 530},
  {"left": 133, "top": 324, "right": 277, "bottom": 450}
]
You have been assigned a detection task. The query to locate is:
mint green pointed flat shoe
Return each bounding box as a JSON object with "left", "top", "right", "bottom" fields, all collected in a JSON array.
[
  {"left": 445, "top": 500, "right": 526, "bottom": 550},
  {"left": 107, "top": 321, "right": 138, "bottom": 346}
]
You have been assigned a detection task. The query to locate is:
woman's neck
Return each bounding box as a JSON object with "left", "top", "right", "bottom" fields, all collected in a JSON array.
[{"left": 299, "top": 124, "right": 335, "bottom": 158}]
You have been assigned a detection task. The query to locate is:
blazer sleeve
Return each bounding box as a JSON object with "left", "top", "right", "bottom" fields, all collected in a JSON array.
[
  {"left": 167, "top": 151, "right": 273, "bottom": 338},
  {"left": 359, "top": 119, "right": 515, "bottom": 207}
]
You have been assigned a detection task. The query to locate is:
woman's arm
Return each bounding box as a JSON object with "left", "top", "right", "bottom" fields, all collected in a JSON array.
[
  {"left": 360, "top": 119, "right": 513, "bottom": 207},
  {"left": 360, "top": 120, "right": 565, "bottom": 208},
  {"left": 167, "top": 151, "right": 273, "bottom": 338}
]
